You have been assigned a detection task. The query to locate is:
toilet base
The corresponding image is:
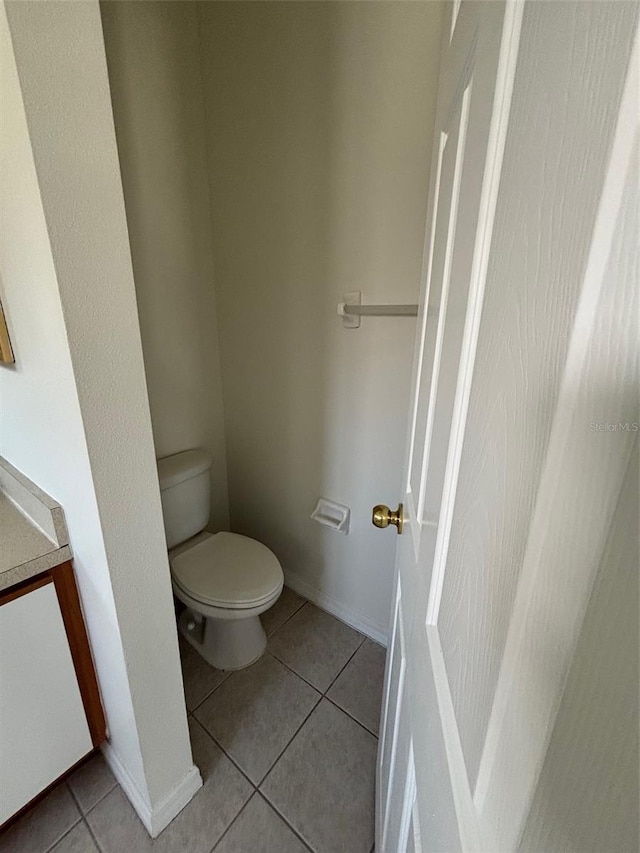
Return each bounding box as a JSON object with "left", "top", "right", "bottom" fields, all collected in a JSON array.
[{"left": 179, "top": 607, "right": 267, "bottom": 671}]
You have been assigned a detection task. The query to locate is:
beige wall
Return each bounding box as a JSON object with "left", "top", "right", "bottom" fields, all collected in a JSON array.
[
  {"left": 200, "top": 1, "right": 444, "bottom": 638},
  {"left": 2, "top": 0, "right": 199, "bottom": 832},
  {"left": 101, "top": 0, "right": 443, "bottom": 639},
  {"left": 101, "top": 1, "right": 229, "bottom": 531}
]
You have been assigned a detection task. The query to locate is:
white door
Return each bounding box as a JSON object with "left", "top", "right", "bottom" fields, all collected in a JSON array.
[
  {"left": 376, "top": 3, "right": 523, "bottom": 849},
  {"left": 377, "top": 1, "right": 638, "bottom": 851}
]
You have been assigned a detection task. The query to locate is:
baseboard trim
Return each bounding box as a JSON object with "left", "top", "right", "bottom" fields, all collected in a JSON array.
[
  {"left": 284, "top": 569, "right": 388, "bottom": 647},
  {"left": 101, "top": 743, "right": 202, "bottom": 838}
]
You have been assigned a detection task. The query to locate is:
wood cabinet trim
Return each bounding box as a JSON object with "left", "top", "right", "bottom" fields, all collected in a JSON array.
[
  {"left": 52, "top": 562, "right": 106, "bottom": 747},
  {"left": 0, "top": 572, "right": 53, "bottom": 606}
]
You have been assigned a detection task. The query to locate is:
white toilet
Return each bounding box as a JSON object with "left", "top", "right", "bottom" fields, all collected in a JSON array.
[{"left": 157, "top": 449, "right": 284, "bottom": 670}]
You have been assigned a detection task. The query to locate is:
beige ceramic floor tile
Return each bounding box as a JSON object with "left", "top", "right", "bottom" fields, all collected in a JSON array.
[
  {"left": 327, "top": 639, "right": 386, "bottom": 734},
  {"left": 261, "top": 699, "right": 376, "bottom": 853},
  {"left": 214, "top": 793, "right": 309, "bottom": 853},
  {"left": 179, "top": 635, "right": 230, "bottom": 711},
  {"left": 195, "top": 653, "right": 320, "bottom": 783},
  {"left": 268, "top": 604, "right": 364, "bottom": 692},
  {"left": 50, "top": 821, "right": 99, "bottom": 853},
  {"left": 260, "top": 587, "right": 306, "bottom": 637},
  {"left": 0, "top": 783, "right": 81, "bottom": 853},
  {"left": 66, "top": 753, "right": 117, "bottom": 814},
  {"left": 86, "top": 719, "right": 252, "bottom": 853}
]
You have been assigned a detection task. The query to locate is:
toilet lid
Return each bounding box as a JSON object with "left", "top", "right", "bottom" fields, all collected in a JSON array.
[{"left": 170, "top": 532, "right": 283, "bottom": 609}]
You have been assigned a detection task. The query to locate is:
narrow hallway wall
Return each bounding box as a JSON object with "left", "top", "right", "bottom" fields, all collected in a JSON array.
[
  {"left": 2, "top": 0, "right": 200, "bottom": 831},
  {"left": 101, "top": 1, "right": 229, "bottom": 531}
]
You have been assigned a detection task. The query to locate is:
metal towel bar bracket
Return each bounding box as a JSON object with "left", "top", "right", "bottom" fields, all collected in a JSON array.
[{"left": 337, "top": 291, "right": 419, "bottom": 328}]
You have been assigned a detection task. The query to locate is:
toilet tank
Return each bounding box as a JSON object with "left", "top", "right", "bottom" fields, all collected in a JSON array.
[{"left": 157, "top": 449, "right": 212, "bottom": 549}]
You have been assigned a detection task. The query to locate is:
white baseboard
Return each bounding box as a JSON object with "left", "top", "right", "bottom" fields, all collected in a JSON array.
[
  {"left": 101, "top": 742, "right": 202, "bottom": 838},
  {"left": 284, "top": 569, "right": 388, "bottom": 647}
]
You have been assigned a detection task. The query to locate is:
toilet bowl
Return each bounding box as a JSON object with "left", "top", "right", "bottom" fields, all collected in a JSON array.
[
  {"left": 171, "top": 531, "right": 283, "bottom": 670},
  {"left": 158, "top": 449, "right": 284, "bottom": 670}
]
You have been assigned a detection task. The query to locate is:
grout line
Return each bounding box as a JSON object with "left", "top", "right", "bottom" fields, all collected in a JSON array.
[
  {"left": 62, "top": 780, "right": 106, "bottom": 853},
  {"left": 264, "top": 635, "right": 380, "bottom": 751},
  {"left": 322, "top": 636, "right": 366, "bottom": 697},
  {"left": 265, "top": 595, "right": 307, "bottom": 639},
  {"left": 317, "top": 636, "right": 381, "bottom": 737},
  {"left": 189, "top": 654, "right": 324, "bottom": 792},
  {"left": 208, "top": 790, "right": 315, "bottom": 853},
  {"left": 255, "top": 792, "right": 315, "bottom": 852},
  {"left": 324, "top": 694, "right": 379, "bottom": 740},
  {"left": 189, "top": 668, "right": 232, "bottom": 714},
  {"left": 41, "top": 813, "right": 83, "bottom": 853},
  {"left": 78, "top": 778, "right": 119, "bottom": 821},
  {"left": 316, "top": 634, "right": 383, "bottom": 735},
  {"left": 266, "top": 649, "right": 325, "bottom": 695},
  {"left": 82, "top": 813, "right": 104, "bottom": 853},
  {"left": 64, "top": 778, "right": 82, "bottom": 813},
  {"left": 207, "top": 790, "right": 255, "bottom": 853},
  {"left": 256, "top": 690, "right": 323, "bottom": 789},
  {"left": 266, "top": 602, "right": 365, "bottom": 694},
  {"left": 265, "top": 593, "right": 368, "bottom": 698},
  {"left": 189, "top": 715, "right": 258, "bottom": 791}
]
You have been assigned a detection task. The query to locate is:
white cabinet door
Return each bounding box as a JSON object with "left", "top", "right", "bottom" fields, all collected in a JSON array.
[{"left": 0, "top": 580, "right": 93, "bottom": 823}]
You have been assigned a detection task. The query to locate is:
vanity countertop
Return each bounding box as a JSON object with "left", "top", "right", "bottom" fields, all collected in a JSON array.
[{"left": 0, "top": 457, "right": 71, "bottom": 592}]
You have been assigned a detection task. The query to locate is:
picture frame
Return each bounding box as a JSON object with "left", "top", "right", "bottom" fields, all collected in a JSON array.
[{"left": 0, "top": 301, "right": 15, "bottom": 364}]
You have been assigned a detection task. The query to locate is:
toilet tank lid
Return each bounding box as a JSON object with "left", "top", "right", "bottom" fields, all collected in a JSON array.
[{"left": 157, "top": 449, "right": 212, "bottom": 491}]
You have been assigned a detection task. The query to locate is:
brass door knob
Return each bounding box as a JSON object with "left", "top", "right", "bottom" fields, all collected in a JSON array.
[{"left": 372, "top": 503, "right": 404, "bottom": 534}]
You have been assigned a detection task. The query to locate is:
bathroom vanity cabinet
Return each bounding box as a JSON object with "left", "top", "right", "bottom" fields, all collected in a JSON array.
[
  {"left": 0, "top": 457, "right": 106, "bottom": 828},
  {"left": 0, "top": 561, "right": 106, "bottom": 827}
]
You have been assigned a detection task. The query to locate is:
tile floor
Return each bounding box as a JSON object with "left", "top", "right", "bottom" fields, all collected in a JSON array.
[{"left": 2, "top": 588, "right": 386, "bottom": 853}]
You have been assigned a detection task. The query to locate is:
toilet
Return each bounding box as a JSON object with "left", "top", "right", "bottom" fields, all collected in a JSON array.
[{"left": 157, "top": 449, "right": 283, "bottom": 670}]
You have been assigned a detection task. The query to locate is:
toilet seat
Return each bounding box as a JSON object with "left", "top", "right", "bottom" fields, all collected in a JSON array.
[{"left": 170, "top": 532, "right": 283, "bottom": 610}]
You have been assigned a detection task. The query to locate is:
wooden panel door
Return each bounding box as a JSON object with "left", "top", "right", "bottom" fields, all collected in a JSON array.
[
  {"left": 377, "top": 2, "right": 638, "bottom": 851},
  {"left": 377, "top": 3, "right": 524, "bottom": 848}
]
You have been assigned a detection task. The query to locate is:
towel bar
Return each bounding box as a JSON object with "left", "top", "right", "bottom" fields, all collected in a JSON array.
[{"left": 338, "top": 291, "right": 419, "bottom": 328}]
